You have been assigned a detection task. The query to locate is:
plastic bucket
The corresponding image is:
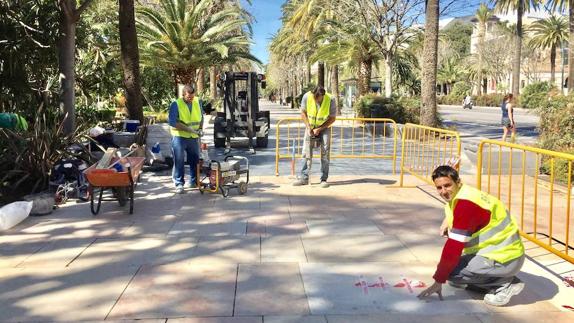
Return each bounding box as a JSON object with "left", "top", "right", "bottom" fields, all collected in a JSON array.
[{"left": 124, "top": 120, "right": 140, "bottom": 132}]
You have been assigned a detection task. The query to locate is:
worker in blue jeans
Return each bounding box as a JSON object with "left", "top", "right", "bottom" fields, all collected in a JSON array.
[{"left": 168, "top": 85, "right": 204, "bottom": 194}]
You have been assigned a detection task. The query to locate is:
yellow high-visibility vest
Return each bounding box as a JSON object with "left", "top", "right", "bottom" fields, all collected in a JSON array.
[
  {"left": 445, "top": 184, "right": 524, "bottom": 264},
  {"left": 306, "top": 92, "right": 331, "bottom": 128},
  {"left": 170, "top": 97, "right": 202, "bottom": 138}
]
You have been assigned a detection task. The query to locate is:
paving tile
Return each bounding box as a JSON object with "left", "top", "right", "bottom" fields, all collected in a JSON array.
[
  {"left": 16, "top": 238, "right": 96, "bottom": 268},
  {"left": 262, "top": 236, "right": 307, "bottom": 263},
  {"left": 68, "top": 237, "right": 198, "bottom": 268},
  {"left": 235, "top": 263, "right": 309, "bottom": 316},
  {"left": 190, "top": 236, "right": 260, "bottom": 265},
  {"left": 326, "top": 313, "right": 482, "bottom": 323},
  {"left": 476, "top": 311, "right": 574, "bottom": 323},
  {"left": 109, "top": 263, "right": 237, "bottom": 319},
  {"left": 300, "top": 263, "right": 488, "bottom": 315},
  {"left": 305, "top": 218, "right": 383, "bottom": 236},
  {"left": 168, "top": 220, "right": 246, "bottom": 236},
  {"left": 263, "top": 315, "right": 327, "bottom": 323},
  {"left": 168, "top": 317, "right": 262, "bottom": 323},
  {"left": 0, "top": 265, "right": 138, "bottom": 322},
  {"left": 302, "top": 235, "right": 416, "bottom": 263}
]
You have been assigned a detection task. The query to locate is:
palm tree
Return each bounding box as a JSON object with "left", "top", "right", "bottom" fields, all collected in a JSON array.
[
  {"left": 119, "top": 0, "right": 143, "bottom": 123},
  {"left": 136, "top": 0, "right": 259, "bottom": 87},
  {"left": 528, "top": 15, "right": 568, "bottom": 85},
  {"left": 473, "top": 3, "right": 494, "bottom": 95},
  {"left": 58, "top": 0, "right": 96, "bottom": 134},
  {"left": 495, "top": 0, "right": 540, "bottom": 97},
  {"left": 547, "top": 1, "right": 574, "bottom": 92},
  {"left": 421, "top": 0, "right": 439, "bottom": 127},
  {"left": 438, "top": 58, "right": 464, "bottom": 94}
]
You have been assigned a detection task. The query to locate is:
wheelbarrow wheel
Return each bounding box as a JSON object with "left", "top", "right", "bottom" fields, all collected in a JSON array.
[
  {"left": 90, "top": 187, "right": 104, "bottom": 215},
  {"left": 115, "top": 187, "right": 128, "bottom": 206}
]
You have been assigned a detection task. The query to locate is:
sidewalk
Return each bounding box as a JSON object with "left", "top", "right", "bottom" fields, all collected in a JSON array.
[{"left": 1, "top": 172, "right": 573, "bottom": 322}]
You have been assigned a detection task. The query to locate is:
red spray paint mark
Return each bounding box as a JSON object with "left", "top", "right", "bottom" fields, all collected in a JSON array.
[
  {"left": 563, "top": 276, "right": 574, "bottom": 288},
  {"left": 563, "top": 305, "right": 574, "bottom": 311},
  {"left": 402, "top": 277, "right": 413, "bottom": 293},
  {"left": 393, "top": 279, "right": 427, "bottom": 290},
  {"left": 358, "top": 275, "right": 369, "bottom": 295}
]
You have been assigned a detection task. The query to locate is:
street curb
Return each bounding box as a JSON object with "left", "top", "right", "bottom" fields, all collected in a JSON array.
[{"left": 439, "top": 104, "right": 532, "bottom": 113}]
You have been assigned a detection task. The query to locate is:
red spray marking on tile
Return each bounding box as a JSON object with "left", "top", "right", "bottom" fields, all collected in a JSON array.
[
  {"left": 359, "top": 275, "right": 369, "bottom": 295},
  {"left": 563, "top": 305, "right": 574, "bottom": 311},
  {"left": 403, "top": 276, "right": 413, "bottom": 293},
  {"left": 563, "top": 275, "right": 574, "bottom": 288}
]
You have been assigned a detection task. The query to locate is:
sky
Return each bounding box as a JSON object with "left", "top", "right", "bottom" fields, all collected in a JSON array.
[{"left": 241, "top": 0, "right": 499, "bottom": 65}]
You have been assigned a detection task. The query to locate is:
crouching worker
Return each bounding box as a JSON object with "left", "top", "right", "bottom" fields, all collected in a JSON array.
[{"left": 417, "top": 165, "right": 525, "bottom": 306}]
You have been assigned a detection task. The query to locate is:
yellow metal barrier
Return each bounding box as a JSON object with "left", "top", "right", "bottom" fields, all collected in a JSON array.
[
  {"left": 274, "top": 117, "right": 398, "bottom": 176},
  {"left": 399, "top": 123, "right": 461, "bottom": 186},
  {"left": 476, "top": 139, "right": 574, "bottom": 264}
]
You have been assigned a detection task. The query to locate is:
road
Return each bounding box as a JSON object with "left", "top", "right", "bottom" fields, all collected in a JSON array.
[{"left": 438, "top": 105, "right": 539, "bottom": 144}]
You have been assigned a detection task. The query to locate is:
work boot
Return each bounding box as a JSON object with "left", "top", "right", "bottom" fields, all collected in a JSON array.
[
  {"left": 320, "top": 180, "right": 329, "bottom": 188},
  {"left": 483, "top": 278, "right": 525, "bottom": 306},
  {"left": 292, "top": 178, "right": 308, "bottom": 186}
]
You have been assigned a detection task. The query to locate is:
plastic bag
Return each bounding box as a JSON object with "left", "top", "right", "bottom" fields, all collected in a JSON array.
[{"left": 0, "top": 201, "right": 33, "bottom": 231}]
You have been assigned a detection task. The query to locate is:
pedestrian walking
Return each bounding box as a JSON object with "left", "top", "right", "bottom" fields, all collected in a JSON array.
[
  {"left": 418, "top": 165, "right": 525, "bottom": 306},
  {"left": 501, "top": 93, "right": 516, "bottom": 142},
  {"left": 292, "top": 86, "right": 337, "bottom": 188},
  {"left": 168, "top": 85, "right": 204, "bottom": 194}
]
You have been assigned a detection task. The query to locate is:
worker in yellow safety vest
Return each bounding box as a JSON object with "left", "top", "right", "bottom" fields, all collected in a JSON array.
[
  {"left": 418, "top": 165, "right": 525, "bottom": 306},
  {"left": 168, "top": 85, "right": 204, "bottom": 194},
  {"left": 292, "top": 86, "right": 336, "bottom": 188}
]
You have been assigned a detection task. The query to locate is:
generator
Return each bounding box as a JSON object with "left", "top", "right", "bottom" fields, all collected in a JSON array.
[
  {"left": 214, "top": 71, "right": 270, "bottom": 154},
  {"left": 196, "top": 156, "right": 249, "bottom": 197}
]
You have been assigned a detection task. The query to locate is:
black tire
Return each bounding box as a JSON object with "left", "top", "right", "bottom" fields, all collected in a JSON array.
[
  {"left": 115, "top": 187, "right": 128, "bottom": 206},
  {"left": 256, "top": 136, "right": 268, "bottom": 148},
  {"left": 238, "top": 182, "right": 248, "bottom": 195},
  {"left": 214, "top": 137, "right": 226, "bottom": 148}
]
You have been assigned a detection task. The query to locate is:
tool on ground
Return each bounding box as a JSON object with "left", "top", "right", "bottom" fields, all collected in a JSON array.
[{"left": 197, "top": 155, "right": 249, "bottom": 197}]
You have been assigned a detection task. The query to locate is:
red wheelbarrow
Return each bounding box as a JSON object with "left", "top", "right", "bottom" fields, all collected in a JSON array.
[{"left": 84, "top": 157, "right": 145, "bottom": 215}]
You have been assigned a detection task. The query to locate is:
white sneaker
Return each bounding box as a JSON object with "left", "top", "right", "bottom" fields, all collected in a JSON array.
[
  {"left": 175, "top": 186, "right": 184, "bottom": 194},
  {"left": 483, "top": 278, "right": 525, "bottom": 306},
  {"left": 320, "top": 181, "right": 329, "bottom": 188}
]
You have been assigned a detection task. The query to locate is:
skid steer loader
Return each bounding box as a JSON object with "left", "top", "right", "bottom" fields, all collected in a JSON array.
[{"left": 214, "top": 72, "right": 270, "bottom": 154}]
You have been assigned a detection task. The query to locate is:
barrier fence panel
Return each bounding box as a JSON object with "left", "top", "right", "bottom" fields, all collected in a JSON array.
[
  {"left": 476, "top": 139, "right": 574, "bottom": 264},
  {"left": 274, "top": 118, "right": 398, "bottom": 176},
  {"left": 399, "top": 123, "right": 461, "bottom": 186}
]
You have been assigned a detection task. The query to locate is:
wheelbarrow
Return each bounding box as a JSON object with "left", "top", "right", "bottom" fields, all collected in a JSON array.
[{"left": 84, "top": 156, "right": 145, "bottom": 215}]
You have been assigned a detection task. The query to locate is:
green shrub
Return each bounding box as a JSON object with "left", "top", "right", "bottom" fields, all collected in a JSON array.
[
  {"left": 473, "top": 94, "right": 504, "bottom": 107},
  {"left": 77, "top": 105, "right": 116, "bottom": 126},
  {"left": 537, "top": 94, "right": 574, "bottom": 183},
  {"left": 520, "top": 81, "right": 553, "bottom": 109},
  {"left": 353, "top": 94, "right": 419, "bottom": 124},
  {"left": 451, "top": 82, "right": 472, "bottom": 98},
  {"left": 437, "top": 95, "right": 463, "bottom": 105}
]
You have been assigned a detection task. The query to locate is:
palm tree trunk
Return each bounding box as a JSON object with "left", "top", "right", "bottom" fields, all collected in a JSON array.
[
  {"left": 384, "top": 55, "right": 392, "bottom": 98},
  {"left": 196, "top": 68, "right": 206, "bottom": 93},
  {"left": 59, "top": 3, "right": 76, "bottom": 135},
  {"left": 358, "top": 58, "right": 372, "bottom": 96},
  {"left": 421, "top": 0, "right": 439, "bottom": 127},
  {"left": 318, "top": 61, "right": 325, "bottom": 87},
  {"left": 550, "top": 44, "right": 556, "bottom": 85},
  {"left": 119, "top": 0, "right": 143, "bottom": 123},
  {"left": 569, "top": 1, "right": 574, "bottom": 92},
  {"left": 512, "top": 1, "right": 523, "bottom": 97},
  {"left": 331, "top": 65, "right": 339, "bottom": 114},
  {"left": 210, "top": 66, "right": 217, "bottom": 99}
]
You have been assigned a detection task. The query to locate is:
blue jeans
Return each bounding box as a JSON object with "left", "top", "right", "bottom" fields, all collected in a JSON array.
[
  {"left": 300, "top": 129, "right": 330, "bottom": 182},
  {"left": 171, "top": 136, "right": 199, "bottom": 187}
]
